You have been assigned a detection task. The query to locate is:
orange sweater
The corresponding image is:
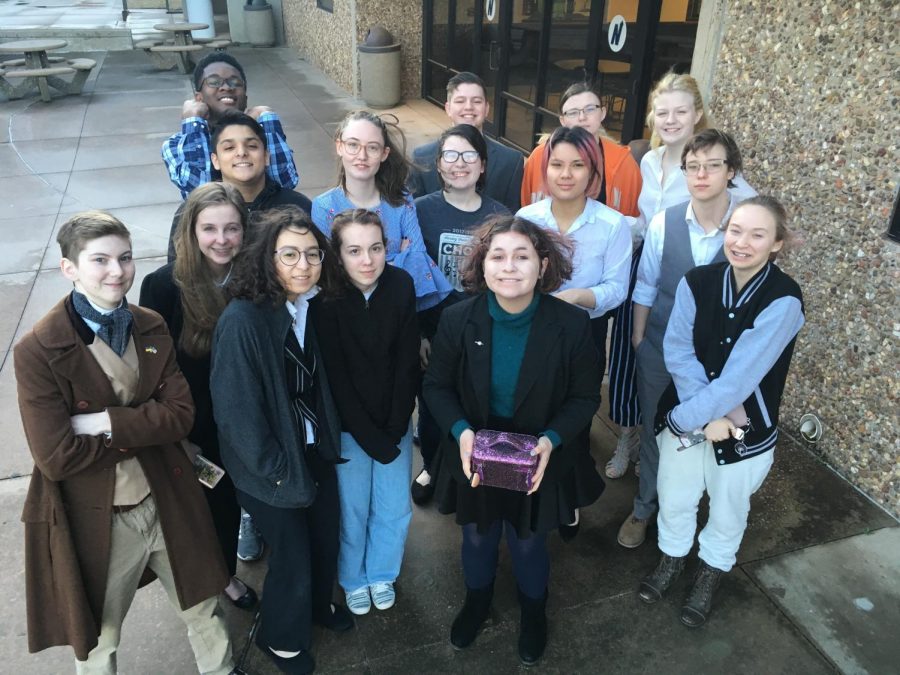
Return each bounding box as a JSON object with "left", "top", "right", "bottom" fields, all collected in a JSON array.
[{"left": 521, "top": 136, "right": 642, "bottom": 217}]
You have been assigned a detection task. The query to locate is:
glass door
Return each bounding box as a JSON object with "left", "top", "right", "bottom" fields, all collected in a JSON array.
[{"left": 424, "top": 1, "right": 701, "bottom": 148}]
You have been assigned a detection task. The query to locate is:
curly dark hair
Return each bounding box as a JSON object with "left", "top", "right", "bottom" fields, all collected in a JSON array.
[
  {"left": 226, "top": 206, "right": 339, "bottom": 306},
  {"left": 460, "top": 214, "right": 574, "bottom": 294}
]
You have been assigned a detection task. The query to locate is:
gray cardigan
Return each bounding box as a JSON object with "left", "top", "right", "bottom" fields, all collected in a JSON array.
[{"left": 211, "top": 298, "right": 341, "bottom": 507}]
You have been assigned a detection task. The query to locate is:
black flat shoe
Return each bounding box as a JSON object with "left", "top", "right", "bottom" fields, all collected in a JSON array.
[
  {"left": 314, "top": 603, "right": 354, "bottom": 632},
  {"left": 411, "top": 468, "right": 435, "bottom": 505},
  {"left": 255, "top": 630, "right": 315, "bottom": 674},
  {"left": 230, "top": 584, "right": 258, "bottom": 611},
  {"left": 558, "top": 521, "right": 580, "bottom": 542}
]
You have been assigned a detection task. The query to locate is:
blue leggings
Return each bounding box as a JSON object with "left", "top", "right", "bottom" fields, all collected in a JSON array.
[{"left": 461, "top": 521, "right": 549, "bottom": 599}]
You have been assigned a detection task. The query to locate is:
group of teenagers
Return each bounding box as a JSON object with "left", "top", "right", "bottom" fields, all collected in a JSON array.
[{"left": 15, "top": 51, "right": 805, "bottom": 675}]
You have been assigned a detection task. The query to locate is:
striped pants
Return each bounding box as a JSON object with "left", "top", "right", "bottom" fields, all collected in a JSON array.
[{"left": 607, "top": 242, "right": 643, "bottom": 427}]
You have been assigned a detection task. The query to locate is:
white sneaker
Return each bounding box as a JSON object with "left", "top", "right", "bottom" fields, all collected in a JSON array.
[
  {"left": 370, "top": 582, "right": 396, "bottom": 611},
  {"left": 346, "top": 586, "right": 371, "bottom": 615}
]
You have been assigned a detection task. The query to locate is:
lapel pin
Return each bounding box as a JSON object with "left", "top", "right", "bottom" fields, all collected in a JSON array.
[
  {"left": 144, "top": 346, "right": 158, "bottom": 354},
  {"left": 475, "top": 340, "right": 484, "bottom": 346}
]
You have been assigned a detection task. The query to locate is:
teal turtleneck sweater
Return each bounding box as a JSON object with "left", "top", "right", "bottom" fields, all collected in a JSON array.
[
  {"left": 451, "top": 292, "right": 561, "bottom": 448},
  {"left": 487, "top": 290, "right": 539, "bottom": 417}
]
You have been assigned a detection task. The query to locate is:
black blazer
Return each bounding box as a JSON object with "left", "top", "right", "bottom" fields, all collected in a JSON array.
[{"left": 423, "top": 293, "right": 602, "bottom": 488}]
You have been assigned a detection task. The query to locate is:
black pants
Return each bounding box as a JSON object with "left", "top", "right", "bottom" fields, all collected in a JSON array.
[
  {"left": 236, "top": 455, "right": 339, "bottom": 652},
  {"left": 204, "top": 469, "right": 241, "bottom": 577},
  {"left": 416, "top": 383, "right": 442, "bottom": 473}
]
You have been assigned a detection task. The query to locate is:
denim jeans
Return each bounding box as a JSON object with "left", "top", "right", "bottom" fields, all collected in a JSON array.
[{"left": 336, "top": 424, "right": 413, "bottom": 592}]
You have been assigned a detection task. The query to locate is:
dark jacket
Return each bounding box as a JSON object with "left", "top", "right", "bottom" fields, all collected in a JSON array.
[
  {"left": 311, "top": 265, "right": 420, "bottom": 463},
  {"left": 139, "top": 262, "right": 219, "bottom": 461},
  {"left": 210, "top": 298, "right": 341, "bottom": 507},
  {"left": 655, "top": 262, "right": 804, "bottom": 464},
  {"left": 424, "top": 293, "right": 601, "bottom": 487},
  {"left": 166, "top": 179, "right": 313, "bottom": 261},
  {"left": 14, "top": 298, "right": 227, "bottom": 659}
]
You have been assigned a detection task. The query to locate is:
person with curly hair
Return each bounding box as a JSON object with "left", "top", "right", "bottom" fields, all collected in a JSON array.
[{"left": 424, "top": 214, "right": 605, "bottom": 666}]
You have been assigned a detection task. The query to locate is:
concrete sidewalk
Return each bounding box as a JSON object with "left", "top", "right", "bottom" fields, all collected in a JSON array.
[{"left": 0, "top": 47, "right": 896, "bottom": 674}]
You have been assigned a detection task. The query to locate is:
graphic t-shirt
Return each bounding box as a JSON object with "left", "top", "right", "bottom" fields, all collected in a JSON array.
[{"left": 415, "top": 191, "right": 509, "bottom": 293}]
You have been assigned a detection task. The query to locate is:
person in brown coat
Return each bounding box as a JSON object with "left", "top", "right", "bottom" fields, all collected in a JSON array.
[{"left": 14, "top": 211, "right": 234, "bottom": 674}]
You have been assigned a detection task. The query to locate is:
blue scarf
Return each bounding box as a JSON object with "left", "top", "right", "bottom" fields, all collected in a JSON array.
[{"left": 71, "top": 291, "right": 133, "bottom": 357}]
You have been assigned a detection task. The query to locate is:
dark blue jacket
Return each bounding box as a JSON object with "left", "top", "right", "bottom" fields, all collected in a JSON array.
[{"left": 211, "top": 298, "right": 341, "bottom": 507}]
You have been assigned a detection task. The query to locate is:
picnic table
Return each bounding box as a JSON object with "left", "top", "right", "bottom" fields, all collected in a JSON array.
[
  {"left": 151, "top": 22, "right": 208, "bottom": 74},
  {"left": 0, "top": 39, "right": 96, "bottom": 102}
]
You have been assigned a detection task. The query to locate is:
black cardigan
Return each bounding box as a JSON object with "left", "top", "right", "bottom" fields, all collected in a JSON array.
[
  {"left": 139, "top": 262, "right": 222, "bottom": 462},
  {"left": 310, "top": 265, "right": 420, "bottom": 464}
]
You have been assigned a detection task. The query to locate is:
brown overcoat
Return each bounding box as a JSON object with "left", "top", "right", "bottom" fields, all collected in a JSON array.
[{"left": 14, "top": 297, "right": 228, "bottom": 660}]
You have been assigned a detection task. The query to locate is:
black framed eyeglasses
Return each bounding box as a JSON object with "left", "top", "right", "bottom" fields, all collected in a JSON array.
[
  {"left": 202, "top": 75, "right": 245, "bottom": 90},
  {"left": 440, "top": 149, "right": 481, "bottom": 164},
  {"left": 562, "top": 104, "right": 602, "bottom": 119}
]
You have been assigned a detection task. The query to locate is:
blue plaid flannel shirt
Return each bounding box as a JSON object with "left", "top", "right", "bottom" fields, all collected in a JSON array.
[{"left": 161, "top": 111, "right": 299, "bottom": 198}]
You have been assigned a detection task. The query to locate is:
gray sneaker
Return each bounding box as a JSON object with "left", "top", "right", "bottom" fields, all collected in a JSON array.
[{"left": 237, "top": 511, "right": 265, "bottom": 562}]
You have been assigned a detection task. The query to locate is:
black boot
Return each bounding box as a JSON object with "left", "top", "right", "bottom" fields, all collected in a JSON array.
[
  {"left": 638, "top": 553, "right": 686, "bottom": 604},
  {"left": 681, "top": 560, "right": 724, "bottom": 628},
  {"left": 450, "top": 583, "right": 494, "bottom": 649},
  {"left": 517, "top": 588, "right": 548, "bottom": 666}
]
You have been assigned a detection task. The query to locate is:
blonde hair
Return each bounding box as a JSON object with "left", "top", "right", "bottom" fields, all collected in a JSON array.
[{"left": 645, "top": 72, "right": 709, "bottom": 149}]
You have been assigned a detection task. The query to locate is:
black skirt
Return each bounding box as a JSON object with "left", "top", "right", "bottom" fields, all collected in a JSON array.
[{"left": 433, "top": 416, "right": 605, "bottom": 538}]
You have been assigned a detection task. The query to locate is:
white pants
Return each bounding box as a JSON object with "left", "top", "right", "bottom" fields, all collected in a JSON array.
[
  {"left": 75, "top": 496, "right": 233, "bottom": 675},
  {"left": 656, "top": 430, "right": 774, "bottom": 572}
]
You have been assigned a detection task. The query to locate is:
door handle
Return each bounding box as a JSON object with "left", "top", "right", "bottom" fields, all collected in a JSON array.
[{"left": 489, "top": 40, "right": 500, "bottom": 71}]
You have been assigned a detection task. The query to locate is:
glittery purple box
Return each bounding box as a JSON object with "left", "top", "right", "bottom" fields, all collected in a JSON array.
[{"left": 472, "top": 430, "right": 539, "bottom": 492}]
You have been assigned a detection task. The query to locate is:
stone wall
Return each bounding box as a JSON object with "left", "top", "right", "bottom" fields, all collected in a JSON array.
[
  {"left": 282, "top": 0, "right": 422, "bottom": 100},
  {"left": 283, "top": 0, "right": 355, "bottom": 94},
  {"left": 355, "top": 0, "right": 422, "bottom": 100},
  {"left": 710, "top": 0, "right": 899, "bottom": 515}
]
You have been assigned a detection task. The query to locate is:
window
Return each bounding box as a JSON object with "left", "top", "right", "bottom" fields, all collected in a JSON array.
[{"left": 317, "top": 0, "right": 334, "bottom": 12}]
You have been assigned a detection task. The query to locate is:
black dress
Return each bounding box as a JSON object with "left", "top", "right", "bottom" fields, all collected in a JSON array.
[{"left": 139, "top": 262, "right": 241, "bottom": 576}]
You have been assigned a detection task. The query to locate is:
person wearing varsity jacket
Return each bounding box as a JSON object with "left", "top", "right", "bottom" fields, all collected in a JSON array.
[{"left": 637, "top": 195, "right": 804, "bottom": 629}]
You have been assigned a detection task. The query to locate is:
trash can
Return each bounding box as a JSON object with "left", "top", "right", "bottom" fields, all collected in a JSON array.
[
  {"left": 358, "top": 26, "right": 401, "bottom": 108},
  {"left": 244, "top": 0, "right": 276, "bottom": 47},
  {"left": 184, "top": 0, "right": 216, "bottom": 40}
]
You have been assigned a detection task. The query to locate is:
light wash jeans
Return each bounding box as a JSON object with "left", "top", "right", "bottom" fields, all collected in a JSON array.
[{"left": 336, "top": 424, "right": 413, "bottom": 592}]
